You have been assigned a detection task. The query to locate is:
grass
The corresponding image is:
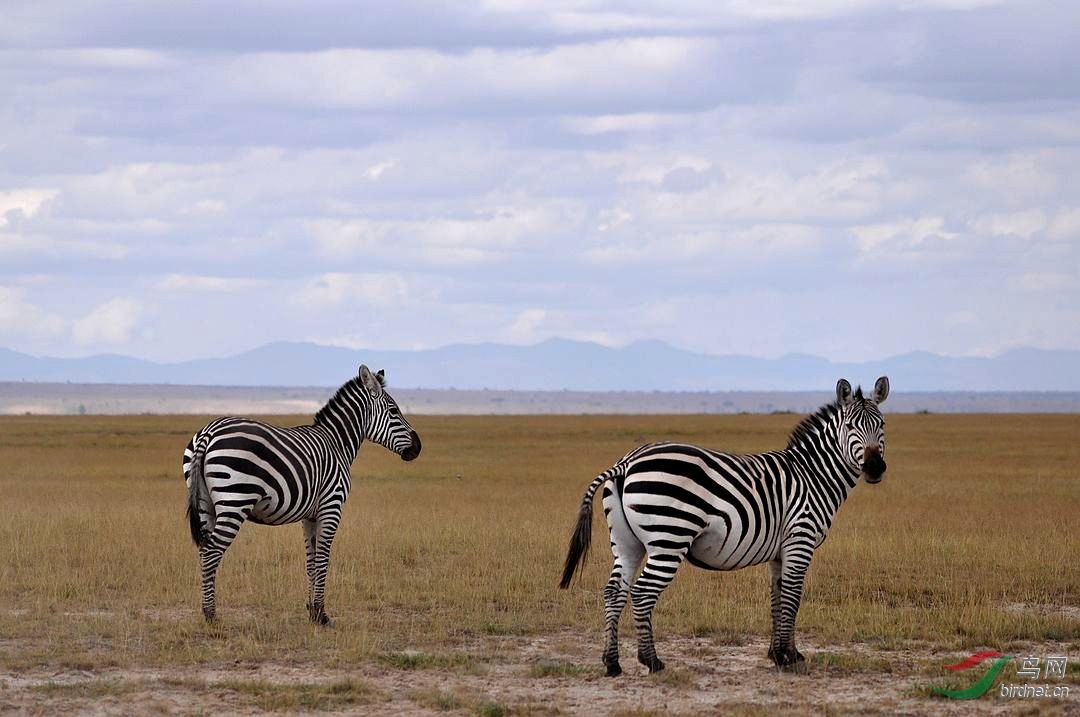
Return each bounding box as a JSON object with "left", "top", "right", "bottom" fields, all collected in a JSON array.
[
  {"left": 526, "top": 661, "right": 591, "bottom": 678},
  {"left": 377, "top": 650, "right": 483, "bottom": 673},
  {"left": 31, "top": 676, "right": 381, "bottom": 711},
  {"left": 0, "top": 412, "right": 1077, "bottom": 678}
]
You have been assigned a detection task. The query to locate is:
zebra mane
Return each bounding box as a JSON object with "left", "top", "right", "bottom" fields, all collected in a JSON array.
[
  {"left": 313, "top": 377, "right": 366, "bottom": 426},
  {"left": 786, "top": 401, "right": 842, "bottom": 450}
]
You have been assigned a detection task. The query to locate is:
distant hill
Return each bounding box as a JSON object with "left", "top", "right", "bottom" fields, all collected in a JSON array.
[{"left": 0, "top": 340, "right": 1077, "bottom": 391}]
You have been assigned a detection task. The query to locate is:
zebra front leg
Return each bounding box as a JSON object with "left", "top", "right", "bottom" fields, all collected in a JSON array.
[
  {"left": 630, "top": 551, "right": 687, "bottom": 673},
  {"left": 770, "top": 546, "right": 811, "bottom": 673},
  {"left": 307, "top": 509, "right": 341, "bottom": 625}
]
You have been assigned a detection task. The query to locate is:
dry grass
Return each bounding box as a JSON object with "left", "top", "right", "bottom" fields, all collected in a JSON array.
[{"left": 1, "top": 412, "right": 1078, "bottom": 680}]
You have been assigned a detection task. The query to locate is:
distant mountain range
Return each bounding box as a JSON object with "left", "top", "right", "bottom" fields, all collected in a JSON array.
[{"left": 0, "top": 339, "right": 1077, "bottom": 391}]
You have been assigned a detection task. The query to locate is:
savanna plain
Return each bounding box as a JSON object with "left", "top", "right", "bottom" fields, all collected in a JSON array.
[{"left": 1, "top": 412, "right": 1078, "bottom": 716}]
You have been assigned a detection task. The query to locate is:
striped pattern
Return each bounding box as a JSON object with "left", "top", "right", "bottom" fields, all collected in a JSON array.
[
  {"left": 183, "top": 365, "right": 421, "bottom": 624},
  {"left": 560, "top": 376, "right": 889, "bottom": 675}
]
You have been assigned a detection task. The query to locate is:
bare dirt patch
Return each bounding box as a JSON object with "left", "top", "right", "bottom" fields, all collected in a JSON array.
[{"left": 2, "top": 632, "right": 1076, "bottom": 716}]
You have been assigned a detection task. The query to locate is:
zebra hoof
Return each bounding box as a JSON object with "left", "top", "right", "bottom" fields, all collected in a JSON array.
[
  {"left": 774, "top": 648, "right": 807, "bottom": 673},
  {"left": 605, "top": 662, "right": 622, "bottom": 677},
  {"left": 307, "top": 604, "right": 331, "bottom": 626},
  {"left": 202, "top": 608, "right": 216, "bottom": 624},
  {"left": 780, "top": 659, "right": 809, "bottom": 675},
  {"left": 639, "top": 654, "right": 665, "bottom": 673}
]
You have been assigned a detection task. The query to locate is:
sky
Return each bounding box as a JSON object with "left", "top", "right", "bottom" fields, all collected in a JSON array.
[{"left": 1, "top": 0, "right": 1078, "bottom": 364}]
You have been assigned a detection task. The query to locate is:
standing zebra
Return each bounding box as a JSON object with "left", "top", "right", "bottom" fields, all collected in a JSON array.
[
  {"left": 183, "top": 365, "right": 421, "bottom": 624},
  {"left": 559, "top": 377, "right": 889, "bottom": 676}
]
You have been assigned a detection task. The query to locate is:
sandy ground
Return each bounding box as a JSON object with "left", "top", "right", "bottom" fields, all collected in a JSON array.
[{"left": 2, "top": 631, "right": 1076, "bottom": 716}]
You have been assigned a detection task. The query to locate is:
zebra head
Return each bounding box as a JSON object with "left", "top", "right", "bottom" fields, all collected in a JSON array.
[
  {"left": 359, "top": 365, "right": 422, "bottom": 461},
  {"left": 835, "top": 376, "right": 889, "bottom": 484}
]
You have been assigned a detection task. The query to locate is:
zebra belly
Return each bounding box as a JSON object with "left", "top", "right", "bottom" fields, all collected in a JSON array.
[
  {"left": 687, "top": 517, "right": 776, "bottom": 571},
  {"left": 248, "top": 492, "right": 317, "bottom": 525}
]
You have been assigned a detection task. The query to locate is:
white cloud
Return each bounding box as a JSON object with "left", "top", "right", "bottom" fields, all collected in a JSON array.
[
  {"left": 364, "top": 160, "right": 396, "bottom": 181},
  {"left": 0, "top": 286, "right": 65, "bottom": 340},
  {"left": 296, "top": 273, "right": 427, "bottom": 309},
  {"left": 965, "top": 154, "right": 1059, "bottom": 201},
  {"left": 0, "top": 1, "right": 1078, "bottom": 365},
  {"left": 72, "top": 298, "right": 142, "bottom": 346},
  {"left": 971, "top": 209, "right": 1046, "bottom": 239},
  {"left": 1010, "top": 272, "right": 1075, "bottom": 292},
  {"left": 561, "top": 113, "right": 686, "bottom": 135},
  {"left": 0, "top": 188, "right": 58, "bottom": 226},
  {"left": 852, "top": 216, "right": 959, "bottom": 255},
  {"left": 310, "top": 203, "right": 574, "bottom": 264},
  {"left": 217, "top": 37, "right": 741, "bottom": 114},
  {"left": 1048, "top": 207, "right": 1080, "bottom": 241},
  {"left": 156, "top": 274, "right": 267, "bottom": 293},
  {"left": 40, "top": 48, "right": 176, "bottom": 70},
  {"left": 506, "top": 308, "right": 548, "bottom": 342}
]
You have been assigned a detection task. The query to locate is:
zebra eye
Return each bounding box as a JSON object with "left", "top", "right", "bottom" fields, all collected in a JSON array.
[{"left": 845, "top": 421, "right": 855, "bottom": 430}]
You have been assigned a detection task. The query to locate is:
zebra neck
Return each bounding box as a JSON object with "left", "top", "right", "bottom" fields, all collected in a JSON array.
[
  {"left": 785, "top": 409, "right": 861, "bottom": 498},
  {"left": 313, "top": 383, "right": 370, "bottom": 459}
]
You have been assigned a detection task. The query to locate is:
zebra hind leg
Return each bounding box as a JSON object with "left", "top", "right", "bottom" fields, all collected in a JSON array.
[
  {"left": 306, "top": 510, "right": 340, "bottom": 626},
  {"left": 630, "top": 551, "right": 687, "bottom": 674},
  {"left": 197, "top": 503, "right": 251, "bottom": 623},
  {"left": 601, "top": 540, "right": 645, "bottom": 677},
  {"left": 302, "top": 518, "right": 330, "bottom": 625},
  {"left": 766, "top": 559, "right": 782, "bottom": 665}
]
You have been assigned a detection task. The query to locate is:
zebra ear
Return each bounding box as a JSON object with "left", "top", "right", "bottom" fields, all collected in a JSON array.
[
  {"left": 376, "top": 369, "right": 386, "bottom": 388},
  {"left": 836, "top": 379, "right": 853, "bottom": 405},
  {"left": 359, "top": 364, "right": 383, "bottom": 396},
  {"left": 871, "top": 376, "right": 890, "bottom": 404}
]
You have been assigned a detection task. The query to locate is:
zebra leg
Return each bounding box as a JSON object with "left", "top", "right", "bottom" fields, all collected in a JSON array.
[
  {"left": 601, "top": 537, "right": 645, "bottom": 677},
  {"left": 302, "top": 517, "right": 319, "bottom": 618},
  {"left": 307, "top": 509, "right": 341, "bottom": 625},
  {"left": 770, "top": 545, "right": 812, "bottom": 673},
  {"left": 766, "top": 558, "right": 782, "bottom": 663},
  {"left": 630, "top": 550, "right": 687, "bottom": 673},
  {"left": 198, "top": 503, "right": 252, "bottom": 622}
]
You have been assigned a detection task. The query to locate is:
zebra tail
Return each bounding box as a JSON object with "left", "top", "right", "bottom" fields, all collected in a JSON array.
[
  {"left": 559, "top": 462, "right": 625, "bottom": 589},
  {"left": 185, "top": 437, "right": 211, "bottom": 549}
]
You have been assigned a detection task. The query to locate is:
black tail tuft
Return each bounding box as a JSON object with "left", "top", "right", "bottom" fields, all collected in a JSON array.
[
  {"left": 559, "top": 504, "right": 593, "bottom": 589},
  {"left": 186, "top": 500, "right": 205, "bottom": 548},
  {"left": 185, "top": 441, "right": 209, "bottom": 549}
]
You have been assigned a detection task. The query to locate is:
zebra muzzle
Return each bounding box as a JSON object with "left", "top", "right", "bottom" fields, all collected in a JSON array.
[
  {"left": 861, "top": 447, "right": 886, "bottom": 484},
  {"left": 400, "top": 431, "right": 422, "bottom": 461}
]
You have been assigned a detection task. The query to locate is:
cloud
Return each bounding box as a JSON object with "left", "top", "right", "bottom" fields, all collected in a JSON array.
[
  {"left": 215, "top": 36, "right": 791, "bottom": 116},
  {"left": 971, "top": 209, "right": 1047, "bottom": 239},
  {"left": 0, "top": 286, "right": 65, "bottom": 340},
  {"left": 156, "top": 274, "right": 268, "bottom": 293},
  {"left": 296, "top": 273, "right": 433, "bottom": 309},
  {"left": 506, "top": 307, "right": 548, "bottom": 342},
  {"left": 1011, "top": 272, "right": 1075, "bottom": 292},
  {"left": 1048, "top": 207, "right": 1080, "bottom": 241},
  {"left": 0, "top": 188, "right": 58, "bottom": 226},
  {"left": 0, "top": 1, "right": 1078, "bottom": 364},
  {"left": 71, "top": 298, "right": 142, "bottom": 346}
]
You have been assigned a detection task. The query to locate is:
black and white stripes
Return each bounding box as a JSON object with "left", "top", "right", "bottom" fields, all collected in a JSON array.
[
  {"left": 183, "top": 364, "right": 421, "bottom": 624},
  {"left": 560, "top": 376, "right": 890, "bottom": 675}
]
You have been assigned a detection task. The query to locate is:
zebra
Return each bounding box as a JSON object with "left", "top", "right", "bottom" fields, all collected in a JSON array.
[
  {"left": 559, "top": 377, "right": 889, "bottom": 676},
  {"left": 183, "top": 364, "right": 421, "bottom": 624}
]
